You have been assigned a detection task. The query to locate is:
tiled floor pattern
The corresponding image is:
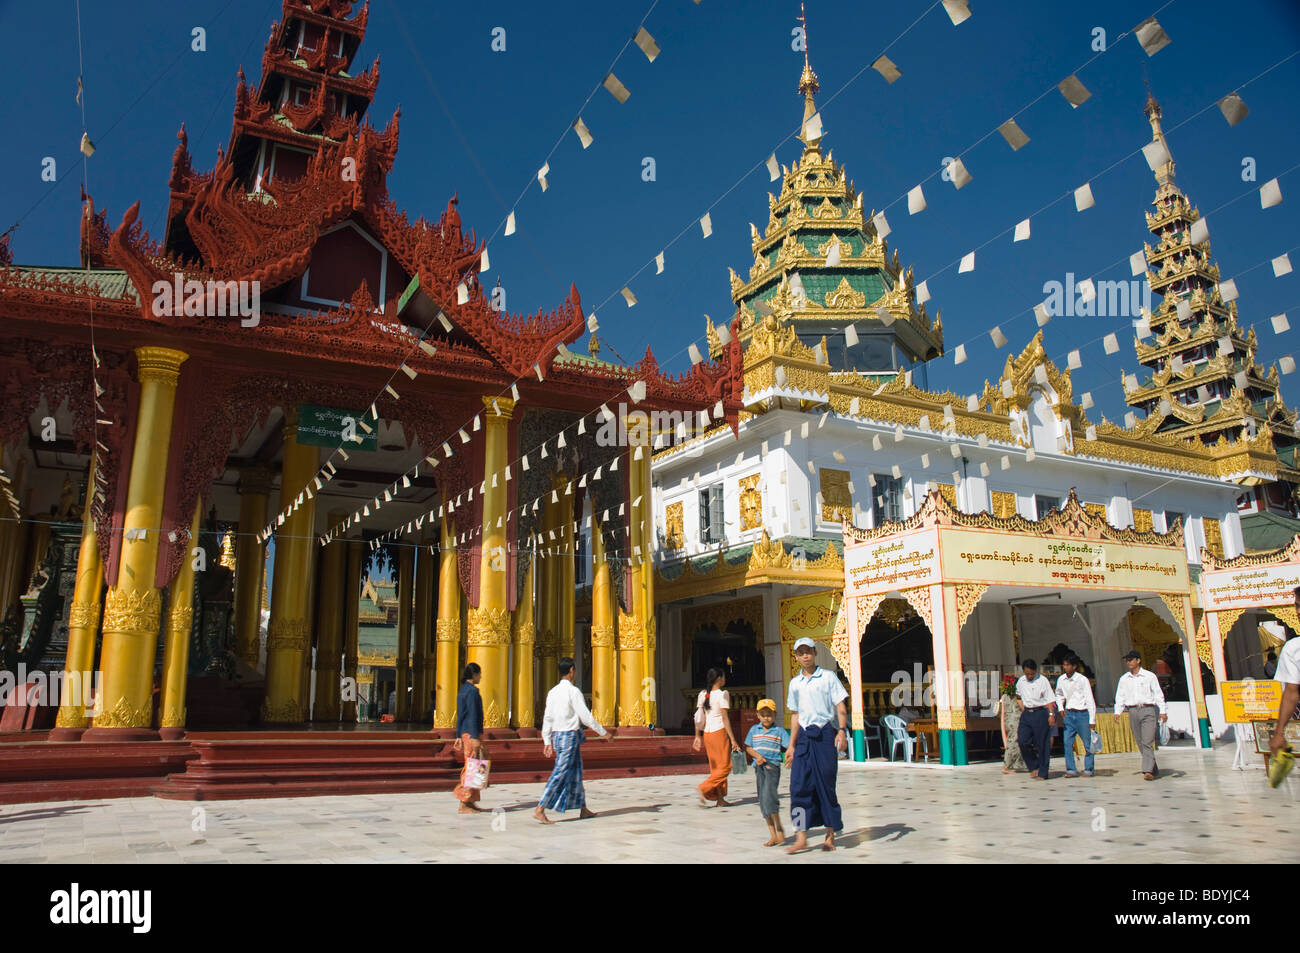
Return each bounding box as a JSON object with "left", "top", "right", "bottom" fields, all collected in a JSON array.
[{"left": 1, "top": 750, "right": 1294, "bottom": 863}]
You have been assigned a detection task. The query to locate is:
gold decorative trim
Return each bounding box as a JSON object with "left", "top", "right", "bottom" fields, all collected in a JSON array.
[
  {"left": 1201, "top": 533, "right": 1300, "bottom": 572},
  {"left": 664, "top": 501, "right": 684, "bottom": 551},
  {"left": 937, "top": 708, "right": 967, "bottom": 730},
  {"left": 514, "top": 621, "right": 536, "bottom": 645},
  {"left": 481, "top": 395, "right": 516, "bottom": 420},
  {"left": 168, "top": 603, "right": 193, "bottom": 637},
  {"left": 618, "top": 700, "right": 646, "bottom": 726},
  {"left": 484, "top": 698, "right": 506, "bottom": 728},
  {"left": 954, "top": 583, "right": 989, "bottom": 632},
  {"left": 436, "top": 617, "right": 462, "bottom": 642},
  {"left": 68, "top": 600, "right": 101, "bottom": 631},
  {"left": 1214, "top": 607, "right": 1247, "bottom": 641},
  {"left": 590, "top": 623, "right": 616, "bottom": 647},
  {"left": 820, "top": 467, "right": 853, "bottom": 524},
  {"left": 467, "top": 607, "right": 511, "bottom": 645},
  {"left": 266, "top": 617, "right": 309, "bottom": 652},
  {"left": 101, "top": 587, "right": 161, "bottom": 636},
  {"left": 618, "top": 611, "right": 645, "bottom": 651},
  {"left": 160, "top": 703, "right": 187, "bottom": 729},
  {"left": 646, "top": 615, "right": 658, "bottom": 652},
  {"left": 738, "top": 474, "right": 762, "bottom": 531},
  {"left": 433, "top": 708, "right": 456, "bottom": 729},
  {"left": 134, "top": 346, "right": 188, "bottom": 385},
  {"left": 898, "top": 586, "right": 934, "bottom": 636},
  {"left": 55, "top": 706, "right": 88, "bottom": 728},
  {"left": 261, "top": 698, "right": 304, "bottom": 722},
  {"left": 1157, "top": 593, "right": 1189, "bottom": 635},
  {"left": 1266, "top": 604, "right": 1300, "bottom": 636},
  {"left": 1195, "top": 639, "right": 1214, "bottom": 668},
  {"left": 93, "top": 696, "right": 151, "bottom": 729},
  {"left": 854, "top": 593, "right": 888, "bottom": 643}
]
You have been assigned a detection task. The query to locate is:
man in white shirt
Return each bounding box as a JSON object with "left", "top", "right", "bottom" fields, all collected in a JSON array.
[
  {"left": 784, "top": 637, "right": 849, "bottom": 853},
  {"left": 1015, "top": 659, "right": 1058, "bottom": 780},
  {"left": 1114, "top": 650, "right": 1166, "bottom": 780},
  {"left": 1055, "top": 655, "right": 1097, "bottom": 778},
  {"left": 533, "top": 657, "right": 611, "bottom": 824},
  {"left": 1268, "top": 635, "right": 1300, "bottom": 759}
]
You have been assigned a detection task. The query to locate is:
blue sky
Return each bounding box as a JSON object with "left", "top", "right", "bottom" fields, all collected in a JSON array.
[{"left": 3, "top": 0, "right": 1298, "bottom": 426}]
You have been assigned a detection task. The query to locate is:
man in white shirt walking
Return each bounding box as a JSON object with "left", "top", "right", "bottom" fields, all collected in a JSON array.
[
  {"left": 1114, "top": 650, "right": 1166, "bottom": 780},
  {"left": 1055, "top": 655, "right": 1096, "bottom": 778},
  {"left": 533, "top": 657, "right": 612, "bottom": 824},
  {"left": 1015, "top": 659, "right": 1058, "bottom": 780},
  {"left": 1268, "top": 635, "right": 1300, "bottom": 760}
]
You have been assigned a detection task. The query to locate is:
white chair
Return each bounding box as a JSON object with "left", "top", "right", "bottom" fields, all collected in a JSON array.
[{"left": 881, "top": 714, "right": 916, "bottom": 763}]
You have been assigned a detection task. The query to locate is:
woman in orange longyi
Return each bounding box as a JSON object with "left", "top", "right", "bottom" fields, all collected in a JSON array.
[{"left": 693, "top": 667, "right": 741, "bottom": 807}]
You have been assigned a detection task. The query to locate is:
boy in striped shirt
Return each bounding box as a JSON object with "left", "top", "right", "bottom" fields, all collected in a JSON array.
[{"left": 744, "top": 699, "right": 791, "bottom": 846}]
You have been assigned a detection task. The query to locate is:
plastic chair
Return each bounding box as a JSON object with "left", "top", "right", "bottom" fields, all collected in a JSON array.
[
  {"left": 881, "top": 714, "right": 916, "bottom": 763},
  {"left": 861, "top": 718, "right": 884, "bottom": 759}
]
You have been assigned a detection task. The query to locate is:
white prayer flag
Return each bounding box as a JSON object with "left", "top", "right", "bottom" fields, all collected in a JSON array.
[
  {"left": 891, "top": 465, "right": 902, "bottom": 479},
  {"left": 1135, "top": 17, "right": 1171, "bottom": 56},
  {"left": 876, "top": 306, "right": 895, "bottom": 327},
  {"left": 629, "top": 380, "right": 647, "bottom": 403},
  {"left": 998, "top": 119, "right": 1030, "bottom": 151},
  {"left": 947, "top": 157, "right": 972, "bottom": 189},
  {"left": 716, "top": 322, "right": 731, "bottom": 345},
  {"left": 1034, "top": 302, "right": 1051, "bottom": 327},
  {"left": 504, "top": 210, "right": 517, "bottom": 236},
  {"left": 1085, "top": 425, "right": 1097, "bottom": 441},
  {"left": 980, "top": 461, "right": 990, "bottom": 477},
  {"left": 1074, "top": 182, "right": 1095, "bottom": 211},
  {"left": 1177, "top": 299, "right": 1192, "bottom": 322},
  {"left": 573, "top": 117, "right": 594, "bottom": 149},
  {"left": 1103, "top": 333, "right": 1119, "bottom": 354},
  {"left": 602, "top": 72, "right": 631, "bottom": 104},
  {"left": 766, "top": 153, "right": 780, "bottom": 181},
  {"left": 1189, "top": 218, "right": 1209, "bottom": 245},
  {"left": 825, "top": 243, "right": 841, "bottom": 267},
  {"left": 803, "top": 112, "right": 823, "bottom": 140},
  {"left": 872, "top": 56, "right": 901, "bottom": 84},
  {"left": 1218, "top": 93, "right": 1249, "bottom": 126},
  {"left": 621, "top": 286, "right": 638, "bottom": 307},
  {"left": 872, "top": 435, "right": 882, "bottom": 452},
  {"left": 656, "top": 251, "right": 665, "bottom": 274},
  {"left": 456, "top": 283, "right": 469, "bottom": 305},
  {"left": 1142, "top": 139, "right": 1171, "bottom": 171},
  {"left": 1130, "top": 250, "right": 1147, "bottom": 276},
  {"left": 1001, "top": 379, "right": 1013, "bottom": 398},
  {"left": 1261, "top": 178, "right": 1282, "bottom": 209},
  {"left": 908, "top": 185, "right": 927, "bottom": 214},
  {"left": 1218, "top": 336, "right": 1234, "bottom": 355},
  {"left": 873, "top": 212, "right": 891, "bottom": 240},
  {"left": 942, "top": 0, "right": 972, "bottom": 25},
  {"left": 1219, "top": 279, "right": 1239, "bottom": 302},
  {"left": 1281, "top": 356, "right": 1296, "bottom": 375},
  {"left": 959, "top": 251, "right": 975, "bottom": 273},
  {"left": 954, "top": 344, "right": 967, "bottom": 365},
  {"left": 1058, "top": 75, "right": 1091, "bottom": 108},
  {"left": 537, "top": 163, "right": 550, "bottom": 192},
  {"left": 1078, "top": 278, "right": 1096, "bottom": 303},
  {"left": 967, "top": 394, "right": 979, "bottom": 412},
  {"left": 1080, "top": 392, "right": 1093, "bottom": 409},
  {"left": 844, "top": 323, "right": 859, "bottom": 347},
  {"left": 634, "top": 27, "right": 660, "bottom": 62},
  {"left": 1274, "top": 254, "right": 1293, "bottom": 277},
  {"left": 689, "top": 343, "right": 703, "bottom": 365},
  {"left": 1067, "top": 350, "right": 1081, "bottom": 369},
  {"left": 990, "top": 326, "right": 1007, "bottom": 348},
  {"left": 1014, "top": 218, "right": 1031, "bottom": 242},
  {"left": 700, "top": 212, "right": 713, "bottom": 238},
  {"left": 1272, "top": 313, "right": 1290, "bottom": 334},
  {"left": 915, "top": 280, "right": 930, "bottom": 305},
  {"left": 480, "top": 248, "right": 490, "bottom": 272}
]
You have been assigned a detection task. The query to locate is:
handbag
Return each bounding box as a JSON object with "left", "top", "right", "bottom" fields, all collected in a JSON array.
[
  {"left": 463, "top": 756, "right": 491, "bottom": 790},
  {"left": 693, "top": 690, "right": 707, "bottom": 731},
  {"left": 730, "top": 749, "right": 748, "bottom": 775},
  {"left": 1089, "top": 729, "right": 1103, "bottom": 754},
  {"left": 1157, "top": 720, "right": 1170, "bottom": 747}
]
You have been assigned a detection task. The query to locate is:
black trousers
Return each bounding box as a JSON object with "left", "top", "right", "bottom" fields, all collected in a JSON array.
[{"left": 1018, "top": 708, "right": 1051, "bottom": 779}]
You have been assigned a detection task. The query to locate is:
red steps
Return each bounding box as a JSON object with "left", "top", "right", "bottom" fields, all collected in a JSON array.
[{"left": 0, "top": 741, "right": 197, "bottom": 804}]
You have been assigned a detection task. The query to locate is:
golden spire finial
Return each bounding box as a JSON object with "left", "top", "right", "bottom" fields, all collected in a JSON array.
[
  {"left": 797, "top": 2, "right": 820, "bottom": 147},
  {"left": 588, "top": 334, "right": 600, "bottom": 357},
  {"left": 1142, "top": 73, "right": 1175, "bottom": 185}
]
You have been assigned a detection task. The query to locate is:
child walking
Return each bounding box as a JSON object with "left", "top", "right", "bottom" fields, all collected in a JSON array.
[{"left": 743, "top": 699, "right": 790, "bottom": 846}]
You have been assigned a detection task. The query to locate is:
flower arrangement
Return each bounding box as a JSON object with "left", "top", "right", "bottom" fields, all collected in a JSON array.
[{"left": 1000, "top": 673, "right": 1018, "bottom": 698}]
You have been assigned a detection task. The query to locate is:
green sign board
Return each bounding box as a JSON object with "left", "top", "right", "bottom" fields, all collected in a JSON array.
[{"left": 296, "top": 404, "right": 378, "bottom": 452}]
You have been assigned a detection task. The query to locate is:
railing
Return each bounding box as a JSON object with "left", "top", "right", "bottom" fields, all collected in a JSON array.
[
  {"left": 681, "top": 685, "right": 766, "bottom": 711},
  {"left": 862, "top": 682, "right": 900, "bottom": 719}
]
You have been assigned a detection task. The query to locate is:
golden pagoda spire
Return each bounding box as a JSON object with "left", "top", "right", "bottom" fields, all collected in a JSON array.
[
  {"left": 797, "top": 2, "right": 821, "bottom": 149},
  {"left": 1143, "top": 76, "right": 1175, "bottom": 186}
]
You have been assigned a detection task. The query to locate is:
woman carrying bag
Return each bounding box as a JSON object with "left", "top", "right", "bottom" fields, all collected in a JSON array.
[
  {"left": 693, "top": 667, "right": 741, "bottom": 807},
  {"left": 453, "top": 663, "right": 488, "bottom": 814}
]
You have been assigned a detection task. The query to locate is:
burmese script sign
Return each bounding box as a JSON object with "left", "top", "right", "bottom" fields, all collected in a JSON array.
[
  {"left": 1220, "top": 679, "right": 1285, "bottom": 724},
  {"left": 845, "top": 528, "right": 940, "bottom": 596},
  {"left": 296, "top": 404, "right": 378, "bottom": 452},
  {"left": 845, "top": 525, "right": 1188, "bottom": 597},
  {"left": 1200, "top": 563, "right": 1300, "bottom": 613}
]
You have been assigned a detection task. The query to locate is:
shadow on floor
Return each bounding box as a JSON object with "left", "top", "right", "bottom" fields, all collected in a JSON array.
[
  {"left": 834, "top": 822, "right": 915, "bottom": 848},
  {"left": 0, "top": 805, "right": 97, "bottom": 824}
]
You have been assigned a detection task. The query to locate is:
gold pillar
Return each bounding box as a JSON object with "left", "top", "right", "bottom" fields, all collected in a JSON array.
[
  {"left": 342, "top": 539, "right": 362, "bottom": 723},
  {"left": 590, "top": 519, "right": 617, "bottom": 725},
  {"left": 511, "top": 555, "right": 536, "bottom": 728},
  {"left": 52, "top": 457, "right": 103, "bottom": 737},
  {"left": 557, "top": 476, "right": 575, "bottom": 661},
  {"left": 633, "top": 421, "right": 658, "bottom": 727},
  {"left": 395, "top": 542, "right": 415, "bottom": 721},
  {"left": 433, "top": 515, "right": 461, "bottom": 729},
  {"left": 87, "top": 346, "right": 187, "bottom": 739},
  {"left": 233, "top": 467, "right": 272, "bottom": 669},
  {"left": 262, "top": 410, "right": 320, "bottom": 724},
  {"left": 467, "top": 396, "right": 513, "bottom": 729},
  {"left": 312, "top": 511, "right": 347, "bottom": 722},
  {"left": 411, "top": 536, "right": 434, "bottom": 722},
  {"left": 158, "top": 498, "right": 203, "bottom": 738},
  {"left": 535, "top": 501, "right": 559, "bottom": 715},
  {"left": 617, "top": 412, "right": 651, "bottom": 727}
]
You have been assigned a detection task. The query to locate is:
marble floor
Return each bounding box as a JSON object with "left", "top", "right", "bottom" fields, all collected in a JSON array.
[{"left": 1, "top": 749, "right": 1295, "bottom": 863}]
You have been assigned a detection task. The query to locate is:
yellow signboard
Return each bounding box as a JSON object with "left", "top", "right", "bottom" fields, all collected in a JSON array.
[
  {"left": 1220, "top": 679, "right": 1286, "bottom": 723},
  {"left": 1201, "top": 564, "right": 1300, "bottom": 612}
]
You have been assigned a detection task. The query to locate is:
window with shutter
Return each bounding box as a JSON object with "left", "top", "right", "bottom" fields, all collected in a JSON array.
[
  {"left": 710, "top": 486, "right": 725, "bottom": 543},
  {"left": 1034, "top": 494, "right": 1059, "bottom": 520}
]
